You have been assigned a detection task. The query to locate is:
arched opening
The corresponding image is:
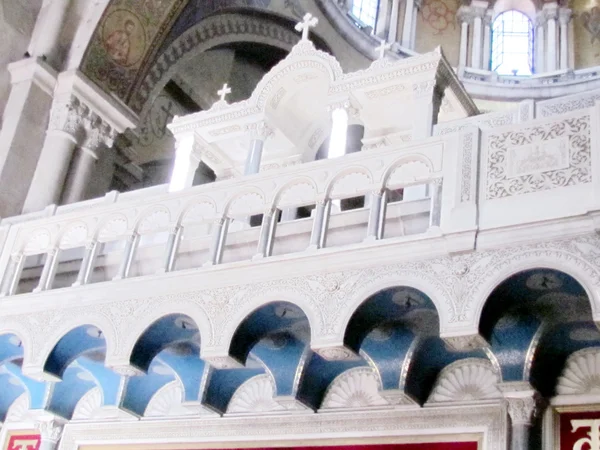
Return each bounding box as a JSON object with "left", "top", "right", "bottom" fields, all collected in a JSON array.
[{"left": 491, "top": 10, "right": 534, "bottom": 75}]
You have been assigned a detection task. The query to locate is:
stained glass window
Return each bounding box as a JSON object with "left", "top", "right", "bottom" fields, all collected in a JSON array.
[
  {"left": 491, "top": 10, "right": 534, "bottom": 75},
  {"left": 350, "top": 0, "right": 379, "bottom": 29}
]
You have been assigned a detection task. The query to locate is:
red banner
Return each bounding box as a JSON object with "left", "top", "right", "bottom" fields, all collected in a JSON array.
[
  {"left": 6, "top": 435, "right": 40, "bottom": 450},
  {"left": 559, "top": 410, "right": 600, "bottom": 449}
]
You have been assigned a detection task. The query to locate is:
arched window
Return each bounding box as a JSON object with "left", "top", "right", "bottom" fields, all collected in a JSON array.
[
  {"left": 350, "top": 0, "right": 379, "bottom": 29},
  {"left": 491, "top": 10, "right": 534, "bottom": 75}
]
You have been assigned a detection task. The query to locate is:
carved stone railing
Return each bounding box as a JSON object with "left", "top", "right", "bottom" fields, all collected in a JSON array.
[
  {"left": 459, "top": 66, "right": 600, "bottom": 100},
  {"left": 0, "top": 132, "right": 471, "bottom": 298}
]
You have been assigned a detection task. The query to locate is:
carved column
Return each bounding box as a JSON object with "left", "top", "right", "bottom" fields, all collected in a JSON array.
[
  {"left": 204, "top": 218, "right": 229, "bottom": 266},
  {"left": 545, "top": 4, "right": 559, "bottom": 72},
  {"left": 22, "top": 96, "right": 83, "bottom": 213},
  {"left": 35, "top": 419, "right": 64, "bottom": 450},
  {"left": 73, "top": 240, "right": 99, "bottom": 286},
  {"left": 113, "top": 233, "right": 140, "bottom": 280},
  {"left": 429, "top": 178, "right": 443, "bottom": 228},
  {"left": 535, "top": 13, "right": 546, "bottom": 73},
  {"left": 0, "top": 58, "right": 56, "bottom": 217},
  {"left": 457, "top": 7, "right": 471, "bottom": 69},
  {"left": 401, "top": 0, "right": 415, "bottom": 48},
  {"left": 365, "top": 190, "right": 385, "bottom": 242},
  {"left": 62, "top": 118, "right": 116, "bottom": 205},
  {"left": 388, "top": 0, "right": 401, "bottom": 42},
  {"left": 482, "top": 11, "right": 493, "bottom": 70},
  {"left": 0, "top": 253, "right": 25, "bottom": 297},
  {"left": 34, "top": 247, "right": 60, "bottom": 292},
  {"left": 244, "top": 122, "right": 273, "bottom": 175},
  {"left": 254, "top": 208, "right": 278, "bottom": 260},
  {"left": 470, "top": 6, "right": 485, "bottom": 69},
  {"left": 161, "top": 225, "right": 183, "bottom": 273},
  {"left": 559, "top": 8, "right": 572, "bottom": 71},
  {"left": 308, "top": 199, "right": 330, "bottom": 251},
  {"left": 500, "top": 384, "right": 541, "bottom": 450}
]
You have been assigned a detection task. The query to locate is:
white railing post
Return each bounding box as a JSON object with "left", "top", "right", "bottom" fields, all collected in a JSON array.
[
  {"left": 73, "top": 240, "right": 99, "bottom": 286},
  {"left": 113, "top": 233, "right": 140, "bottom": 280},
  {"left": 429, "top": 179, "right": 443, "bottom": 228},
  {"left": 34, "top": 247, "right": 59, "bottom": 292},
  {"left": 161, "top": 225, "right": 183, "bottom": 273},
  {"left": 308, "top": 199, "right": 330, "bottom": 251},
  {"left": 365, "top": 191, "right": 384, "bottom": 242},
  {"left": 254, "top": 208, "right": 278, "bottom": 260},
  {"left": 0, "top": 253, "right": 25, "bottom": 297},
  {"left": 205, "top": 218, "right": 229, "bottom": 266}
]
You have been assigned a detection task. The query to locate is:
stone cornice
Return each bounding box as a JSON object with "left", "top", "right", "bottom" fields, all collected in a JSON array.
[{"left": 7, "top": 57, "right": 57, "bottom": 96}]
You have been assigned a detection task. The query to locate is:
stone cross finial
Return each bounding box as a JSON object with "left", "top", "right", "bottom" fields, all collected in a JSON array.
[
  {"left": 295, "top": 13, "right": 318, "bottom": 41},
  {"left": 375, "top": 38, "right": 392, "bottom": 60},
  {"left": 217, "top": 83, "right": 231, "bottom": 102}
]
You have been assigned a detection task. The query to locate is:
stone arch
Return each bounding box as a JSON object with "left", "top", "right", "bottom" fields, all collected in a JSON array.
[
  {"left": 176, "top": 197, "right": 219, "bottom": 227},
  {"left": 93, "top": 214, "right": 130, "bottom": 242},
  {"left": 337, "top": 272, "right": 454, "bottom": 341},
  {"left": 470, "top": 250, "right": 600, "bottom": 332},
  {"left": 133, "top": 205, "right": 172, "bottom": 235},
  {"left": 32, "top": 314, "right": 117, "bottom": 377},
  {"left": 131, "top": 12, "right": 305, "bottom": 116},
  {"left": 120, "top": 301, "right": 213, "bottom": 367},
  {"left": 382, "top": 155, "right": 435, "bottom": 189},
  {"left": 273, "top": 177, "right": 319, "bottom": 209},
  {"left": 325, "top": 166, "right": 375, "bottom": 199},
  {"left": 224, "top": 188, "right": 267, "bottom": 217},
  {"left": 0, "top": 325, "right": 33, "bottom": 367},
  {"left": 19, "top": 229, "right": 51, "bottom": 255},
  {"left": 57, "top": 222, "right": 90, "bottom": 250}
]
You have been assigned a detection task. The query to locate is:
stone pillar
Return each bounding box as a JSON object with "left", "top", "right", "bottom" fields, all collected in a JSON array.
[
  {"left": 429, "top": 179, "right": 443, "bottom": 228},
  {"left": 161, "top": 226, "right": 182, "bottom": 273},
  {"left": 388, "top": 0, "right": 401, "bottom": 42},
  {"left": 22, "top": 96, "right": 83, "bottom": 213},
  {"left": 62, "top": 120, "right": 116, "bottom": 204},
  {"left": 0, "top": 58, "right": 56, "bottom": 217},
  {"left": 244, "top": 122, "right": 273, "bottom": 176},
  {"left": 545, "top": 4, "right": 558, "bottom": 72},
  {"left": 169, "top": 133, "right": 201, "bottom": 192},
  {"left": 559, "top": 8, "right": 571, "bottom": 71},
  {"left": 365, "top": 191, "right": 384, "bottom": 242},
  {"left": 0, "top": 253, "right": 25, "bottom": 297},
  {"left": 35, "top": 419, "right": 64, "bottom": 450},
  {"left": 410, "top": 0, "right": 420, "bottom": 49},
  {"left": 457, "top": 8, "right": 471, "bottom": 69},
  {"left": 471, "top": 12, "right": 483, "bottom": 69},
  {"left": 28, "top": 0, "right": 72, "bottom": 67},
  {"left": 205, "top": 218, "right": 229, "bottom": 266},
  {"left": 113, "top": 233, "right": 140, "bottom": 280},
  {"left": 401, "top": 0, "right": 415, "bottom": 48},
  {"left": 499, "top": 384, "right": 541, "bottom": 450},
  {"left": 73, "top": 241, "right": 99, "bottom": 286},
  {"left": 535, "top": 14, "right": 546, "bottom": 73},
  {"left": 34, "top": 247, "right": 60, "bottom": 292},
  {"left": 253, "top": 209, "right": 277, "bottom": 260},
  {"left": 482, "top": 11, "right": 493, "bottom": 70},
  {"left": 308, "top": 200, "right": 330, "bottom": 251}
]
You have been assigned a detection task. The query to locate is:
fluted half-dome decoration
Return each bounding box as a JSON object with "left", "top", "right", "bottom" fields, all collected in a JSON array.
[
  {"left": 5, "top": 393, "right": 29, "bottom": 423},
  {"left": 321, "top": 367, "right": 388, "bottom": 409},
  {"left": 227, "top": 374, "right": 283, "bottom": 414},
  {"left": 145, "top": 380, "right": 187, "bottom": 417},
  {"left": 72, "top": 387, "right": 103, "bottom": 421},
  {"left": 557, "top": 347, "right": 600, "bottom": 395},
  {"left": 429, "top": 359, "right": 501, "bottom": 403}
]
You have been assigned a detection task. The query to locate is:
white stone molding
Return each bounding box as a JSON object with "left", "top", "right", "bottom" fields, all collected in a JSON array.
[
  {"left": 321, "top": 367, "right": 388, "bottom": 409},
  {"left": 72, "top": 387, "right": 103, "bottom": 421},
  {"left": 35, "top": 418, "right": 65, "bottom": 444},
  {"left": 5, "top": 393, "right": 30, "bottom": 423},
  {"left": 556, "top": 347, "right": 600, "bottom": 395},
  {"left": 428, "top": 358, "right": 501, "bottom": 403},
  {"left": 58, "top": 404, "right": 507, "bottom": 450},
  {"left": 227, "top": 374, "right": 284, "bottom": 414}
]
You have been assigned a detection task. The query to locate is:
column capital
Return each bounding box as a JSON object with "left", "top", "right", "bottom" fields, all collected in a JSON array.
[
  {"left": 82, "top": 115, "right": 118, "bottom": 153},
  {"left": 543, "top": 3, "right": 559, "bottom": 20},
  {"left": 48, "top": 95, "right": 87, "bottom": 139},
  {"left": 35, "top": 418, "right": 65, "bottom": 444},
  {"left": 498, "top": 382, "right": 542, "bottom": 426},
  {"left": 558, "top": 7, "right": 572, "bottom": 25},
  {"left": 456, "top": 6, "right": 474, "bottom": 24},
  {"left": 327, "top": 99, "right": 359, "bottom": 117},
  {"left": 535, "top": 10, "right": 548, "bottom": 27}
]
